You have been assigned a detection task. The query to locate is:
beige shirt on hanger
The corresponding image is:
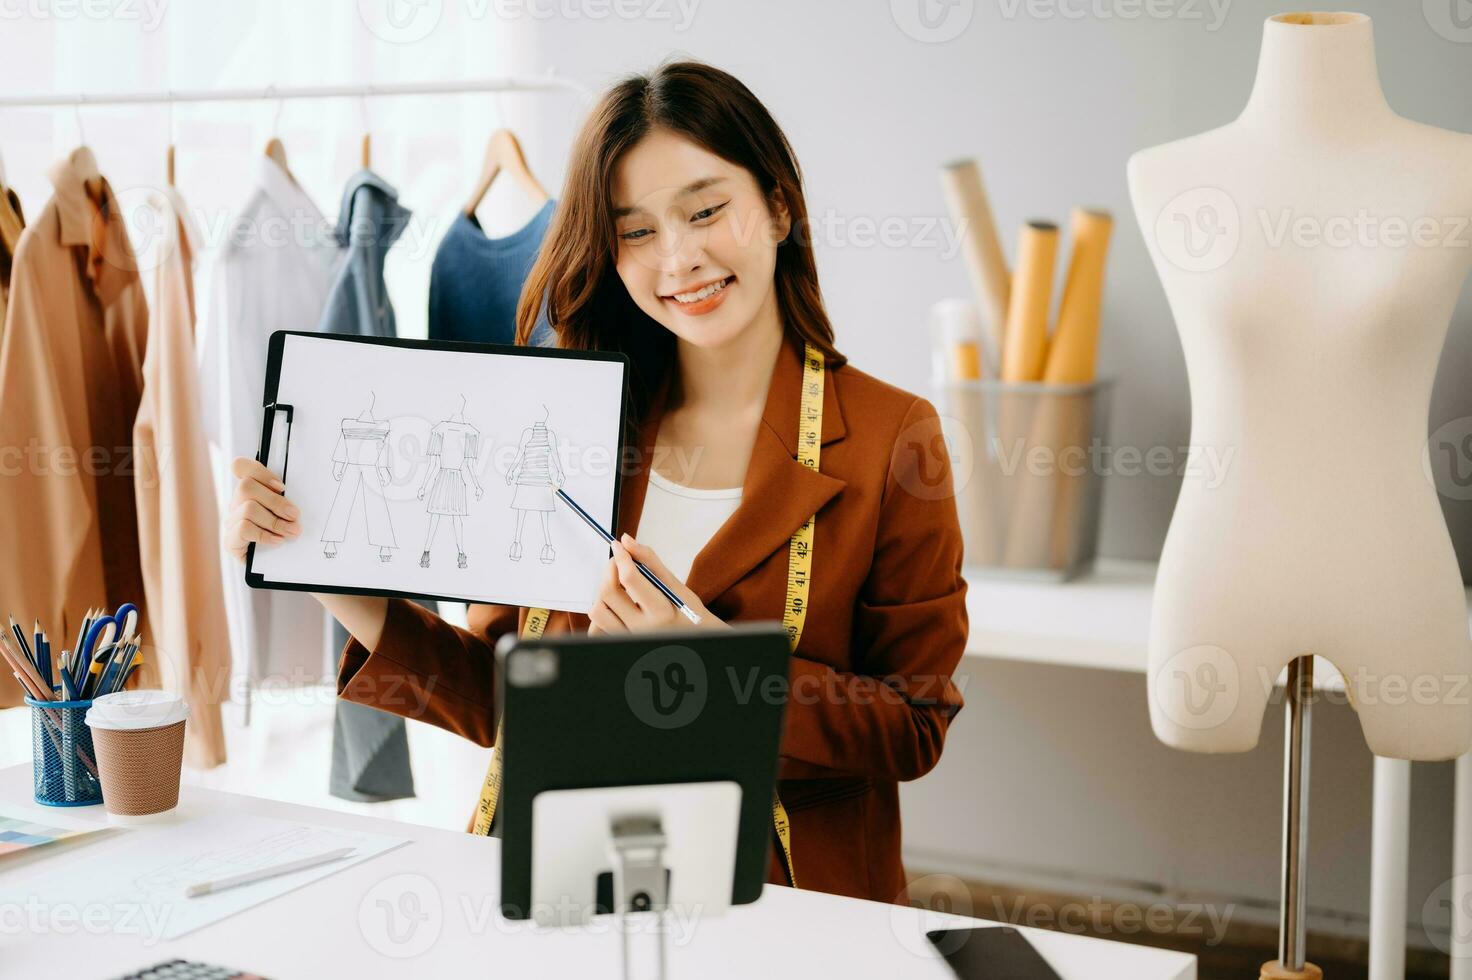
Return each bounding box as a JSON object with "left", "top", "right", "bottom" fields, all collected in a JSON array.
[
  {"left": 133, "top": 185, "right": 231, "bottom": 766},
  {"left": 0, "top": 150, "right": 150, "bottom": 706}
]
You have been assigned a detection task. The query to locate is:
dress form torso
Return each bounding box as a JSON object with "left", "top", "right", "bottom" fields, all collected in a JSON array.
[{"left": 1128, "top": 13, "right": 1472, "bottom": 760}]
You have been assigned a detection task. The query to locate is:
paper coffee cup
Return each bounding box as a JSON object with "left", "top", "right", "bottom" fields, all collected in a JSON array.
[{"left": 86, "top": 691, "right": 190, "bottom": 817}]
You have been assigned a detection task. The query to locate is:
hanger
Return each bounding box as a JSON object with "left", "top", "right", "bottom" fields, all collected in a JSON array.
[
  {"left": 358, "top": 391, "right": 377, "bottom": 421},
  {"left": 70, "top": 104, "right": 104, "bottom": 202},
  {"left": 463, "top": 129, "right": 549, "bottom": 217},
  {"left": 359, "top": 93, "right": 372, "bottom": 170},
  {"left": 72, "top": 147, "right": 103, "bottom": 203},
  {"left": 452, "top": 394, "right": 467, "bottom": 422},
  {"left": 263, "top": 89, "right": 295, "bottom": 183},
  {"left": 0, "top": 148, "right": 20, "bottom": 254},
  {"left": 165, "top": 95, "right": 176, "bottom": 187}
]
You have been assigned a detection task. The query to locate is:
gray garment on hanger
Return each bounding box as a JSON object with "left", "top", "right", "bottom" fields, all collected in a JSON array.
[
  {"left": 318, "top": 169, "right": 410, "bottom": 339},
  {"left": 321, "top": 168, "right": 417, "bottom": 803}
]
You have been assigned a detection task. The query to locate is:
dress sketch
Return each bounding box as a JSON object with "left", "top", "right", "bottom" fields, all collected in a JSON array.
[
  {"left": 321, "top": 392, "right": 397, "bottom": 562},
  {"left": 505, "top": 405, "right": 564, "bottom": 564},
  {"left": 417, "top": 395, "right": 484, "bottom": 569}
]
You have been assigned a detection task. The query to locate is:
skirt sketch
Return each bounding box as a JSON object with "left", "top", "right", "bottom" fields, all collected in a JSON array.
[
  {"left": 418, "top": 404, "right": 483, "bottom": 570},
  {"left": 506, "top": 407, "right": 564, "bottom": 564},
  {"left": 510, "top": 482, "right": 556, "bottom": 512},
  {"left": 426, "top": 467, "right": 468, "bottom": 515}
]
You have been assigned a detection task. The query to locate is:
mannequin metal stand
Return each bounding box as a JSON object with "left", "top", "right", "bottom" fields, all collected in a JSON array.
[{"left": 1261, "top": 655, "right": 1323, "bottom": 980}]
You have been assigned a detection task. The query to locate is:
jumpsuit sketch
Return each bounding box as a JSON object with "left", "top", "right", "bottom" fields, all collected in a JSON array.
[
  {"left": 417, "top": 397, "right": 484, "bottom": 569},
  {"left": 505, "top": 405, "right": 564, "bottom": 564},
  {"left": 322, "top": 400, "right": 396, "bottom": 562}
]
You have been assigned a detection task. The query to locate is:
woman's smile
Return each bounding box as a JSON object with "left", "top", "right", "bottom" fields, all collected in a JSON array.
[{"left": 661, "top": 274, "right": 736, "bottom": 315}]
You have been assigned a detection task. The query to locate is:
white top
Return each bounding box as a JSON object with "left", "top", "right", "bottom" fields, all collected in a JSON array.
[
  {"left": 197, "top": 155, "right": 341, "bottom": 688},
  {"left": 638, "top": 469, "right": 743, "bottom": 584}
]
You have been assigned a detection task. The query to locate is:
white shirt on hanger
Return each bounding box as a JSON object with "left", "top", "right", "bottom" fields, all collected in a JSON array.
[
  {"left": 636, "top": 468, "right": 743, "bottom": 585},
  {"left": 197, "top": 155, "right": 344, "bottom": 692}
]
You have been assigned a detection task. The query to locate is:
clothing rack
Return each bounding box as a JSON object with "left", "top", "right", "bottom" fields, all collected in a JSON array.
[{"left": 0, "top": 75, "right": 590, "bottom": 109}]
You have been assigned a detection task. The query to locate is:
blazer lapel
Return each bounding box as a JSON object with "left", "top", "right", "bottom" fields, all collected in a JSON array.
[
  {"left": 685, "top": 336, "right": 847, "bottom": 603},
  {"left": 614, "top": 335, "right": 847, "bottom": 603}
]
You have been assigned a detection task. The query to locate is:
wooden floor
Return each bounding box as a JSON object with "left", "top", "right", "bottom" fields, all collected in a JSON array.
[{"left": 907, "top": 875, "right": 1450, "bottom": 979}]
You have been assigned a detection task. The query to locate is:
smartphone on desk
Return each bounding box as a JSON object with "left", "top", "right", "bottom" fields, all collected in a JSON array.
[{"left": 926, "top": 925, "right": 1063, "bottom": 980}]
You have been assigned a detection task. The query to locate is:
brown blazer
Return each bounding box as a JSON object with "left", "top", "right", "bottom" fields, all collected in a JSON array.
[{"left": 337, "top": 333, "right": 969, "bottom": 905}]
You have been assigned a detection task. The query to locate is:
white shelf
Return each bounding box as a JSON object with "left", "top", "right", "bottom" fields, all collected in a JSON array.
[
  {"left": 963, "top": 559, "right": 1159, "bottom": 675},
  {"left": 963, "top": 558, "right": 1472, "bottom": 692}
]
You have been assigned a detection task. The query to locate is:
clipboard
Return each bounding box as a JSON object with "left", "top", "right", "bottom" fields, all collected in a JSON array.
[{"left": 245, "top": 330, "right": 630, "bottom": 612}]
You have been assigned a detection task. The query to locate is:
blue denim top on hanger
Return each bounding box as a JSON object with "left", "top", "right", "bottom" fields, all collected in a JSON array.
[{"left": 319, "top": 169, "right": 411, "bottom": 339}]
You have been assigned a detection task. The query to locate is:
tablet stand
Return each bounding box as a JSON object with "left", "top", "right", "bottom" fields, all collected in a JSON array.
[
  {"left": 610, "top": 814, "right": 669, "bottom": 980},
  {"left": 529, "top": 781, "right": 744, "bottom": 980}
]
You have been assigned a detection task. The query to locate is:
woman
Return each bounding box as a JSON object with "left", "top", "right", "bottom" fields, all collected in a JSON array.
[{"left": 225, "top": 60, "right": 968, "bottom": 905}]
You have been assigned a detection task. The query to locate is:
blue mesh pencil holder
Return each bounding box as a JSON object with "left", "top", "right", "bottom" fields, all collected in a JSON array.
[{"left": 25, "top": 696, "right": 102, "bottom": 806}]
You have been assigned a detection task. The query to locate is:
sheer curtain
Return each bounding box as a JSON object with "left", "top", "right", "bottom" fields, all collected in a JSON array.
[{"left": 0, "top": 0, "right": 586, "bottom": 341}]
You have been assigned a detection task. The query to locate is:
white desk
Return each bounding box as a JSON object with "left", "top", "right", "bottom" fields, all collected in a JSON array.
[
  {"left": 0, "top": 764, "right": 1196, "bottom": 979},
  {"left": 962, "top": 559, "right": 1472, "bottom": 980}
]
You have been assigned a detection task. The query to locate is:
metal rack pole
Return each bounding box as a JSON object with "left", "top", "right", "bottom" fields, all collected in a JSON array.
[{"left": 0, "top": 75, "right": 590, "bottom": 109}]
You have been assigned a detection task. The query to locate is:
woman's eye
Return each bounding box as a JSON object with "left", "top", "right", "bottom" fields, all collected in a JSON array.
[
  {"left": 620, "top": 227, "right": 654, "bottom": 242},
  {"left": 691, "top": 201, "right": 729, "bottom": 223}
]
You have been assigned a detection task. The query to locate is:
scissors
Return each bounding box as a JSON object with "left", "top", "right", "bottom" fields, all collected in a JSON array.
[
  {"left": 112, "top": 603, "right": 138, "bottom": 641},
  {"left": 75, "top": 616, "right": 115, "bottom": 690}
]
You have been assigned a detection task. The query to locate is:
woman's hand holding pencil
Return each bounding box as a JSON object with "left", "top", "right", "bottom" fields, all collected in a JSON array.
[{"left": 588, "top": 533, "right": 726, "bottom": 636}]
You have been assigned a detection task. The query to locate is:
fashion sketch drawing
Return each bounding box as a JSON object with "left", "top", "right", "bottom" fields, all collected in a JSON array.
[
  {"left": 417, "top": 395, "right": 484, "bottom": 569},
  {"left": 506, "top": 405, "right": 564, "bottom": 564},
  {"left": 322, "top": 392, "right": 397, "bottom": 562}
]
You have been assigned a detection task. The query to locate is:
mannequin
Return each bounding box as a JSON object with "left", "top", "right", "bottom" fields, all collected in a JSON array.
[{"left": 1130, "top": 12, "right": 1472, "bottom": 763}]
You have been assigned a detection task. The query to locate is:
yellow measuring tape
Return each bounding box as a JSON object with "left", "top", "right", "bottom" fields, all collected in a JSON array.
[
  {"left": 471, "top": 606, "right": 550, "bottom": 836},
  {"left": 472, "top": 343, "right": 826, "bottom": 891}
]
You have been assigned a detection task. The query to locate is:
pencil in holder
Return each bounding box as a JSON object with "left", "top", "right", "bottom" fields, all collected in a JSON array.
[
  {"left": 25, "top": 696, "right": 103, "bottom": 806},
  {"left": 939, "top": 378, "right": 1114, "bottom": 581}
]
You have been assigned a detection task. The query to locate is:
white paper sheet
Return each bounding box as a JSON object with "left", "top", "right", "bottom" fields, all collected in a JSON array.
[
  {"left": 18, "top": 812, "right": 407, "bottom": 940},
  {"left": 250, "top": 334, "right": 626, "bottom": 612}
]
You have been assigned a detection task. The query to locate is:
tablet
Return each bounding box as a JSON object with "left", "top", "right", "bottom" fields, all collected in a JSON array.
[{"left": 494, "top": 624, "right": 791, "bottom": 921}]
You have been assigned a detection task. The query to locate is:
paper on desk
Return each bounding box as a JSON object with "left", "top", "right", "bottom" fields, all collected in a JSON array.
[{"left": 18, "top": 811, "right": 408, "bottom": 939}]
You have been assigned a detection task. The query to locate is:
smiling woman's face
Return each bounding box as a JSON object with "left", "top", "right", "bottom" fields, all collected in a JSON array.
[{"left": 611, "top": 129, "right": 791, "bottom": 351}]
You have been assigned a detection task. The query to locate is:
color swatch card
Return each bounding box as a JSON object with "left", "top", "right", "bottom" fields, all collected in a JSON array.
[
  {"left": 0, "top": 812, "right": 107, "bottom": 856},
  {"left": 247, "top": 332, "right": 628, "bottom": 613}
]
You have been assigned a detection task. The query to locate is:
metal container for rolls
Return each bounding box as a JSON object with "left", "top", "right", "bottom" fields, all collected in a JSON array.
[{"left": 939, "top": 378, "right": 1114, "bottom": 581}]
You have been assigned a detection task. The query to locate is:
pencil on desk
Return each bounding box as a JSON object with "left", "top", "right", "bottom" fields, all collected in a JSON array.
[{"left": 185, "top": 846, "right": 356, "bottom": 898}]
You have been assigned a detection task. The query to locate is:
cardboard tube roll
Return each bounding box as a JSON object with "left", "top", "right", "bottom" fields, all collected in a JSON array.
[
  {"left": 1043, "top": 208, "right": 1114, "bottom": 384},
  {"left": 941, "top": 159, "right": 1010, "bottom": 374},
  {"left": 1000, "top": 387, "right": 1063, "bottom": 570},
  {"left": 1001, "top": 220, "right": 1059, "bottom": 384},
  {"left": 1047, "top": 391, "right": 1100, "bottom": 569}
]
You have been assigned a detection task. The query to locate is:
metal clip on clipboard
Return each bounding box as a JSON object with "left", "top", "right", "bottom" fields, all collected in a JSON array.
[
  {"left": 246, "top": 401, "right": 294, "bottom": 728},
  {"left": 259, "top": 402, "right": 295, "bottom": 484}
]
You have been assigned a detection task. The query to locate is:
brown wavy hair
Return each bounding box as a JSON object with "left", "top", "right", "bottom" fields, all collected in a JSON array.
[{"left": 514, "top": 59, "right": 845, "bottom": 425}]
